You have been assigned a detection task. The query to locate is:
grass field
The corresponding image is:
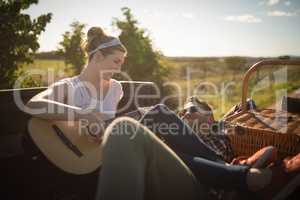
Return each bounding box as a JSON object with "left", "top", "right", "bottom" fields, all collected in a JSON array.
[
  {"left": 17, "top": 59, "right": 73, "bottom": 86},
  {"left": 19, "top": 58, "right": 300, "bottom": 119},
  {"left": 166, "top": 58, "right": 300, "bottom": 118}
]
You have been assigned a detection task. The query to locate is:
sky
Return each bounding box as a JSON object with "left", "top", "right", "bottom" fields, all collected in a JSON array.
[{"left": 24, "top": 0, "right": 300, "bottom": 57}]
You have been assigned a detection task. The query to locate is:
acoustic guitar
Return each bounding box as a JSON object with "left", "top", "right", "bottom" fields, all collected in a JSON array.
[{"left": 27, "top": 110, "right": 142, "bottom": 175}]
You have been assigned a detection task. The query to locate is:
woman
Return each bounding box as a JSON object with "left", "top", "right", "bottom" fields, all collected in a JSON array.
[
  {"left": 26, "top": 27, "right": 127, "bottom": 140},
  {"left": 22, "top": 26, "right": 127, "bottom": 199}
]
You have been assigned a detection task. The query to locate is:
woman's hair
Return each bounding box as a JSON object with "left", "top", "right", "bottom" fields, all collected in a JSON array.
[{"left": 84, "top": 27, "right": 127, "bottom": 61}]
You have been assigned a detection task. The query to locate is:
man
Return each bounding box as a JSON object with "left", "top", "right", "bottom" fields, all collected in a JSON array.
[
  {"left": 178, "top": 96, "right": 235, "bottom": 162},
  {"left": 96, "top": 104, "right": 300, "bottom": 200}
]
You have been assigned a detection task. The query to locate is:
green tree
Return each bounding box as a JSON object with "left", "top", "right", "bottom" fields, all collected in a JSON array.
[
  {"left": 57, "top": 21, "right": 86, "bottom": 74},
  {"left": 112, "top": 7, "right": 169, "bottom": 93},
  {"left": 0, "top": 0, "right": 52, "bottom": 88}
]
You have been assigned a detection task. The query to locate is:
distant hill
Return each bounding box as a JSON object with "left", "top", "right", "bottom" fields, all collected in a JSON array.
[
  {"left": 166, "top": 55, "right": 300, "bottom": 67},
  {"left": 35, "top": 51, "right": 63, "bottom": 60},
  {"left": 35, "top": 51, "right": 299, "bottom": 63}
]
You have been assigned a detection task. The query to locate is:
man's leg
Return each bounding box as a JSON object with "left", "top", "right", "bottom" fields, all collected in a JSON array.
[
  {"left": 96, "top": 117, "right": 202, "bottom": 200},
  {"left": 177, "top": 152, "right": 250, "bottom": 191},
  {"left": 140, "top": 104, "right": 223, "bottom": 162}
]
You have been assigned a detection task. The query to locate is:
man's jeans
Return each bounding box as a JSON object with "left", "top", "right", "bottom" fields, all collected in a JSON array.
[{"left": 139, "top": 104, "right": 249, "bottom": 191}]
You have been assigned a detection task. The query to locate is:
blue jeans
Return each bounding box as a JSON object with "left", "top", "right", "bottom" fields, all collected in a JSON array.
[{"left": 140, "top": 104, "right": 249, "bottom": 191}]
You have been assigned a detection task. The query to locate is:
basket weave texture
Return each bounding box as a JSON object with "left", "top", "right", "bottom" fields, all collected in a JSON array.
[{"left": 226, "top": 109, "right": 300, "bottom": 158}]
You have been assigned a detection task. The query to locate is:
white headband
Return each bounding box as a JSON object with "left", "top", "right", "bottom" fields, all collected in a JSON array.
[{"left": 88, "top": 38, "right": 123, "bottom": 56}]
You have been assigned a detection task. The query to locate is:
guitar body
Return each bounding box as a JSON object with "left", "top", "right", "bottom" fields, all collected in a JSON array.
[{"left": 28, "top": 118, "right": 103, "bottom": 175}]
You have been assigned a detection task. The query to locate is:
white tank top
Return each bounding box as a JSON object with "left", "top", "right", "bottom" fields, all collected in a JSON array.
[{"left": 55, "top": 76, "right": 123, "bottom": 119}]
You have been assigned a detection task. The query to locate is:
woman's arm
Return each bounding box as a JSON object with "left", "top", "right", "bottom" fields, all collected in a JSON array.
[
  {"left": 26, "top": 82, "right": 106, "bottom": 143},
  {"left": 26, "top": 82, "right": 99, "bottom": 122}
]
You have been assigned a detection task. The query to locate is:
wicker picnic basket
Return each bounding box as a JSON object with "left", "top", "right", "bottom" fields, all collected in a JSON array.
[{"left": 224, "top": 59, "right": 300, "bottom": 159}]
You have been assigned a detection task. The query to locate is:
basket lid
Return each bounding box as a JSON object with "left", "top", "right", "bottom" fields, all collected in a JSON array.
[{"left": 226, "top": 109, "right": 300, "bottom": 136}]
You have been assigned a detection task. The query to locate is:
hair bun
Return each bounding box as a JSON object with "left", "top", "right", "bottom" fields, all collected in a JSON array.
[
  {"left": 87, "top": 27, "right": 107, "bottom": 43},
  {"left": 84, "top": 26, "right": 126, "bottom": 58}
]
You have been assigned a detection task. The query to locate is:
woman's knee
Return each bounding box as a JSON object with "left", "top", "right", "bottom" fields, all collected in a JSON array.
[
  {"left": 100, "top": 117, "right": 148, "bottom": 162},
  {"left": 103, "top": 117, "right": 139, "bottom": 141},
  {"left": 102, "top": 116, "right": 155, "bottom": 150}
]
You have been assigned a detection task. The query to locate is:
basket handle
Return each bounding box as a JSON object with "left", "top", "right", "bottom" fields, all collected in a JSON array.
[{"left": 241, "top": 58, "right": 300, "bottom": 112}]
